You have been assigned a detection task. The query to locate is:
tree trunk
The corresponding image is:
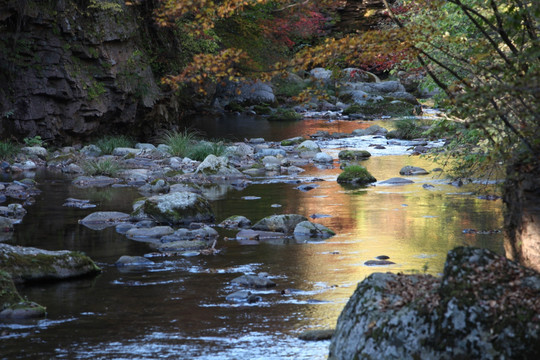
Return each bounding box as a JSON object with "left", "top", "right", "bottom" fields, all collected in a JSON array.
[{"left": 503, "top": 159, "right": 540, "bottom": 272}]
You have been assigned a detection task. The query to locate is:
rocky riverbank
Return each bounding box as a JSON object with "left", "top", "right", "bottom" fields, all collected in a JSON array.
[{"left": 329, "top": 247, "right": 540, "bottom": 359}]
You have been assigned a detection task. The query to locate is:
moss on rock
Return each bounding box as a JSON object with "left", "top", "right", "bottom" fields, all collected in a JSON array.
[{"left": 337, "top": 165, "right": 376, "bottom": 185}]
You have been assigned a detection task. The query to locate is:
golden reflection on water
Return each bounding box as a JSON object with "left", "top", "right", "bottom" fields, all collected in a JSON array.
[{"left": 281, "top": 155, "right": 503, "bottom": 330}]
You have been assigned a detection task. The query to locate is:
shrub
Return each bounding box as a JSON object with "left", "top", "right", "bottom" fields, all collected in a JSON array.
[
  {"left": 23, "top": 136, "right": 44, "bottom": 147},
  {"left": 392, "top": 119, "right": 426, "bottom": 140},
  {"left": 95, "top": 135, "right": 133, "bottom": 155}
]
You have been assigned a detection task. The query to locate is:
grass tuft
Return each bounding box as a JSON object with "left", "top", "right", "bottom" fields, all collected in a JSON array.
[
  {"left": 81, "top": 158, "right": 121, "bottom": 177},
  {"left": 0, "top": 141, "right": 20, "bottom": 161},
  {"left": 95, "top": 135, "right": 133, "bottom": 155}
]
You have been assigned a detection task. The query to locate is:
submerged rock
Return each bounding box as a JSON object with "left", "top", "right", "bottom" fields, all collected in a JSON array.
[
  {"left": 379, "top": 177, "right": 414, "bottom": 185},
  {"left": 79, "top": 211, "right": 131, "bottom": 230},
  {"left": 231, "top": 274, "right": 276, "bottom": 288},
  {"left": 294, "top": 221, "right": 335, "bottom": 239},
  {"left": 115, "top": 256, "right": 154, "bottom": 267},
  {"left": 0, "top": 243, "right": 101, "bottom": 284},
  {"left": 219, "top": 215, "right": 252, "bottom": 229},
  {"left": 399, "top": 166, "right": 429, "bottom": 175},
  {"left": 225, "top": 290, "right": 261, "bottom": 303},
  {"left": 329, "top": 247, "right": 540, "bottom": 360}
]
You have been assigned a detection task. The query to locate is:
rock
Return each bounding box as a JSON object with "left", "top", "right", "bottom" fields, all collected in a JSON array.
[
  {"left": 126, "top": 226, "right": 175, "bottom": 241},
  {"left": 314, "top": 152, "right": 333, "bottom": 163},
  {"left": 135, "top": 143, "right": 157, "bottom": 151},
  {"left": 195, "top": 155, "right": 244, "bottom": 177},
  {"left": 115, "top": 256, "right": 154, "bottom": 267},
  {"left": 296, "top": 140, "right": 321, "bottom": 152},
  {"left": 230, "top": 80, "right": 276, "bottom": 105},
  {"left": 138, "top": 179, "right": 170, "bottom": 194},
  {"left": 338, "top": 150, "right": 371, "bottom": 160},
  {"left": 235, "top": 229, "right": 287, "bottom": 241},
  {"left": 252, "top": 214, "right": 308, "bottom": 234},
  {"left": 0, "top": 270, "right": 46, "bottom": 319},
  {"left": 298, "top": 329, "right": 335, "bottom": 341},
  {"left": 364, "top": 259, "right": 396, "bottom": 266},
  {"left": 156, "top": 239, "right": 210, "bottom": 252},
  {"left": 231, "top": 274, "right": 276, "bottom": 288},
  {"left": 232, "top": 143, "right": 255, "bottom": 157},
  {"left": 294, "top": 221, "right": 335, "bottom": 239},
  {"left": 296, "top": 184, "right": 320, "bottom": 192},
  {"left": 257, "top": 148, "right": 287, "bottom": 158},
  {"left": 80, "top": 145, "right": 102, "bottom": 157},
  {"left": 310, "top": 68, "right": 333, "bottom": 82},
  {"left": 0, "top": 243, "right": 101, "bottom": 284},
  {"left": 21, "top": 146, "right": 48, "bottom": 159},
  {"left": 281, "top": 136, "right": 305, "bottom": 146},
  {"left": 352, "top": 125, "right": 388, "bottom": 136},
  {"left": 160, "top": 226, "right": 218, "bottom": 242},
  {"left": 139, "top": 192, "right": 214, "bottom": 225},
  {"left": 112, "top": 147, "right": 140, "bottom": 156},
  {"left": 311, "top": 130, "right": 330, "bottom": 138},
  {"left": 0, "top": 216, "right": 14, "bottom": 232},
  {"left": 329, "top": 247, "right": 540, "bottom": 360},
  {"left": 399, "top": 166, "right": 429, "bottom": 175},
  {"left": 219, "top": 215, "right": 252, "bottom": 229},
  {"left": 337, "top": 166, "right": 377, "bottom": 185},
  {"left": 379, "top": 177, "right": 415, "bottom": 185},
  {"left": 225, "top": 290, "right": 261, "bottom": 303},
  {"left": 64, "top": 163, "right": 84, "bottom": 174},
  {"left": 79, "top": 211, "right": 131, "bottom": 230}
]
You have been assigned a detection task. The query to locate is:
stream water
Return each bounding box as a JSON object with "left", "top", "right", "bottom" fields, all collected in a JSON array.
[{"left": 1, "top": 116, "right": 503, "bottom": 359}]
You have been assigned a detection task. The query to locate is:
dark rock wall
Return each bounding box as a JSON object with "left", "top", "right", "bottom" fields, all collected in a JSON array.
[{"left": 0, "top": 0, "right": 181, "bottom": 144}]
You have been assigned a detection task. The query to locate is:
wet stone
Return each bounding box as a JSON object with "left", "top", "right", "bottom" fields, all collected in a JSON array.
[
  {"left": 298, "top": 329, "right": 335, "bottom": 341},
  {"left": 231, "top": 274, "right": 276, "bottom": 288},
  {"left": 364, "top": 259, "right": 396, "bottom": 266}
]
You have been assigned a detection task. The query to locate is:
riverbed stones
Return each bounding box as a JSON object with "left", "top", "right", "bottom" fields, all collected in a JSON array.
[
  {"left": 160, "top": 226, "right": 218, "bottom": 242},
  {"left": 379, "top": 177, "right": 415, "bottom": 185},
  {"left": 195, "top": 155, "right": 244, "bottom": 177},
  {"left": 126, "top": 226, "right": 175, "bottom": 241},
  {"left": 399, "top": 166, "right": 429, "bottom": 175},
  {"left": 252, "top": 214, "right": 308, "bottom": 234},
  {"left": 293, "top": 221, "right": 335, "bottom": 239},
  {"left": 338, "top": 150, "right": 371, "bottom": 160},
  {"left": 352, "top": 125, "right": 388, "bottom": 136},
  {"left": 138, "top": 179, "right": 170, "bottom": 194},
  {"left": 0, "top": 243, "right": 101, "bottom": 283},
  {"left": 231, "top": 274, "right": 276, "bottom": 288},
  {"left": 296, "top": 140, "right": 321, "bottom": 152},
  {"left": 298, "top": 329, "right": 335, "bottom": 341},
  {"left": 80, "top": 144, "right": 102, "bottom": 157},
  {"left": 314, "top": 152, "right": 333, "bottom": 163},
  {"left": 329, "top": 247, "right": 540, "bottom": 360},
  {"left": 79, "top": 211, "right": 131, "bottom": 230},
  {"left": 219, "top": 215, "right": 252, "bottom": 229},
  {"left": 21, "top": 146, "right": 48, "bottom": 159},
  {"left": 226, "top": 290, "right": 261, "bottom": 303},
  {"left": 139, "top": 192, "right": 214, "bottom": 225},
  {"left": 156, "top": 239, "right": 210, "bottom": 252},
  {"left": 235, "top": 229, "right": 287, "bottom": 241},
  {"left": 72, "top": 175, "right": 119, "bottom": 188}
]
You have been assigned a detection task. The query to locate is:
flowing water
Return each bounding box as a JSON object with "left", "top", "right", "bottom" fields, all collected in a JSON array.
[{"left": 1, "top": 116, "right": 503, "bottom": 359}]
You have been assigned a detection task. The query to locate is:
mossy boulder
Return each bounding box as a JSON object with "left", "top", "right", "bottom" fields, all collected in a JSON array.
[
  {"left": 0, "top": 270, "right": 46, "bottom": 319},
  {"left": 337, "top": 166, "right": 376, "bottom": 185},
  {"left": 338, "top": 150, "right": 371, "bottom": 160},
  {"left": 139, "top": 192, "right": 214, "bottom": 225},
  {"left": 0, "top": 243, "right": 101, "bottom": 284},
  {"left": 293, "top": 221, "right": 335, "bottom": 239},
  {"left": 252, "top": 214, "right": 308, "bottom": 234},
  {"left": 329, "top": 247, "right": 540, "bottom": 360}
]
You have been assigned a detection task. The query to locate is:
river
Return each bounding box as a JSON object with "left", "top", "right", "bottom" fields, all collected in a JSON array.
[{"left": 1, "top": 115, "right": 503, "bottom": 359}]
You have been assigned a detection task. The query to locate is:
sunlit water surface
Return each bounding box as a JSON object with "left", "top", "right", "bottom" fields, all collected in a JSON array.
[{"left": 1, "top": 116, "right": 503, "bottom": 359}]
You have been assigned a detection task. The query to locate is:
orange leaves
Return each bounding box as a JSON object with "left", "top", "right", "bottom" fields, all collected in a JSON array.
[{"left": 162, "top": 48, "right": 248, "bottom": 94}]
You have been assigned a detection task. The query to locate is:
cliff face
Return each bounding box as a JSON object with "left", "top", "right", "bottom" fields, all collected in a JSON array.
[{"left": 0, "top": 0, "right": 180, "bottom": 144}]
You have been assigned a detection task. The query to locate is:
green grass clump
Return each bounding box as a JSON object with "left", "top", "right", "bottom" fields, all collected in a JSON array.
[
  {"left": 0, "top": 141, "right": 20, "bottom": 160},
  {"left": 387, "top": 119, "right": 427, "bottom": 140},
  {"left": 95, "top": 135, "right": 133, "bottom": 155},
  {"left": 188, "top": 141, "right": 227, "bottom": 161},
  {"left": 268, "top": 109, "right": 303, "bottom": 121},
  {"left": 162, "top": 130, "right": 198, "bottom": 157},
  {"left": 82, "top": 159, "right": 121, "bottom": 177},
  {"left": 337, "top": 165, "right": 376, "bottom": 185}
]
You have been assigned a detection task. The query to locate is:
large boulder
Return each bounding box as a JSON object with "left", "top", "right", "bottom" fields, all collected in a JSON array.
[
  {"left": 294, "top": 221, "right": 335, "bottom": 240},
  {"left": 252, "top": 214, "right": 308, "bottom": 234},
  {"left": 329, "top": 247, "right": 540, "bottom": 360},
  {"left": 0, "top": 243, "right": 101, "bottom": 284},
  {"left": 138, "top": 192, "right": 214, "bottom": 225}
]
